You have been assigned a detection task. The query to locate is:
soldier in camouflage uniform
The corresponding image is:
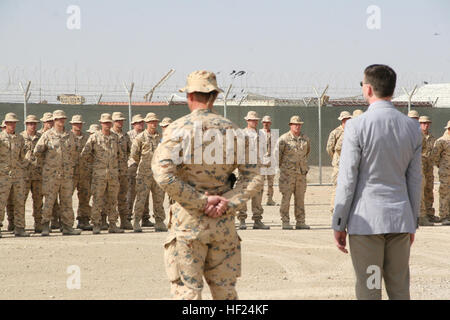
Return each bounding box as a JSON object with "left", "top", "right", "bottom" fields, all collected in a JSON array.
[
  {"left": 38, "top": 112, "right": 61, "bottom": 230},
  {"left": 278, "top": 115, "right": 311, "bottom": 230},
  {"left": 160, "top": 117, "right": 174, "bottom": 206},
  {"left": 431, "top": 121, "right": 450, "bottom": 225},
  {"left": 127, "top": 114, "right": 151, "bottom": 226},
  {"left": 131, "top": 112, "right": 166, "bottom": 232},
  {"left": 237, "top": 111, "right": 269, "bottom": 230},
  {"left": 70, "top": 115, "right": 92, "bottom": 230},
  {"left": 419, "top": 116, "right": 439, "bottom": 222},
  {"left": 0, "top": 113, "right": 30, "bottom": 237},
  {"left": 152, "top": 70, "right": 263, "bottom": 300},
  {"left": 2, "top": 119, "right": 17, "bottom": 231},
  {"left": 111, "top": 112, "right": 133, "bottom": 230},
  {"left": 262, "top": 115, "right": 276, "bottom": 206},
  {"left": 352, "top": 109, "right": 364, "bottom": 118},
  {"left": 21, "top": 114, "right": 44, "bottom": 233},
  {"left": 33, "top": 110, "right": 81, "bottom": 236},
  {"left": 326, "top": 111, "right": 352, "bottom": 214},
  {"left": 81, "top": 113, "right": 124, "bottom": 234}
]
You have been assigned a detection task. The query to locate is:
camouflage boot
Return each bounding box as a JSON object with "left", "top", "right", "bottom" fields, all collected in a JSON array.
[
  {"left": 295, "top": 222, "right": 311, "bottom": 230},
  {"left": 62, "top": 225, "right": 82, "bottom": 236},
  {"left": 50, "top": 218, "right": 60, "bottom": 230},
  {"left": 34, "top": 221, "right": 43, "bottom": 233},
  {"left": 92, "top": 224, "right": 101, "bottom": 235},
  {"left": 253, "top": 220, "right": 270, "bottom": 230},
  {"left": 418, "top": 216, "right": 434, "bottom": 226},
  {"left": 108, "top": 222, "right": 124, "bottom": 234},
  {"left": 100, "top": 215, "right": 109, "bottom": 230},
  {"left": 14, "top": 227, "right": 30, "bottom": 237},
  {"left": 154, "top": 220, "right": 168, "bottom": 232},
  {"left": 282, "top": 222, "right": 293, "bottom": 230},
  {"left": 266, "top": 199, "right": 276, "bottom": 206},
  {"left": 7, "top": 222, "right": 15, "bottom": 232},
  {"left": 427, "top": 215, "right": 441, "bottom": 223},
  {"left": 80, "top": 217, "right": 93, "bottom": 231},
  {"left": 120, "top": 215, "right": 133, "bottom": 230},
  {"left": 41, "top": 222, "right": 50, "bottom": 236},
  {"left": 141, "top": 217, "right": 154, "bottom": 227},
  {"left": 239, "top": 219, "right": 247, "bottom": 230},
  {"left": 133, "top": 218, "right": 142, "bottom": 233},
  {"left": 441, "top": 217, "right": 450, "bottom": 226}
]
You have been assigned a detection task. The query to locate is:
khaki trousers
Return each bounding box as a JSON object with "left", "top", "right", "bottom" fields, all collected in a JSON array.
[{"left": 349, "top": 233, "right": 411, "bottom": 300}]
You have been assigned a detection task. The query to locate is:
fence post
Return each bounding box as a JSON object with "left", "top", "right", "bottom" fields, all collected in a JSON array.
[
  {"left": 402, "top": 85, "right": 418, "bottom": 113},
  {"left": 123, "top": 82, "right": 134, "bottom": 131},
  {"left": 313, "top": 85, "right": 329, "bottom": 185},
  {"left": 19, "top": 81, "right": 31, "bottom": 120}
]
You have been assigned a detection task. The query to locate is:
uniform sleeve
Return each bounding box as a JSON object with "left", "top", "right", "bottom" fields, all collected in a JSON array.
[
  {"left": 151, "top": 131, "right": 208, "bottom": 214},
  {"left": 80, "top": 135, "right": 94, "bottom": 161},
  {"left": 130, "top": 137, "right": 141, "bottom": 164},
  {"left": 33, "top": 134, "right": 47, "bottom": 159},
  {"left": 278, "top": 137, "right": 286, "bottom": 166},
  {"left": 306, "top": 137, "right": 311, "bottom": 157},
  {"left": 431, "top": 140, "right": 442, "bottom": 167},
  {"left": 326, "top": 131, "right": 336, "bottom": 159}
]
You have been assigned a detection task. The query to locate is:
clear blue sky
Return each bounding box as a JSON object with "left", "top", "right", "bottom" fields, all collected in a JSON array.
[{"left": 0, "top": 0, "right": 449, "bottom": 96}]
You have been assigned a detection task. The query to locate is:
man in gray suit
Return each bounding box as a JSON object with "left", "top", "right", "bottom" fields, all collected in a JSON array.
[{"left": 332, "top": 64, "right": 422, "bottom": 300}]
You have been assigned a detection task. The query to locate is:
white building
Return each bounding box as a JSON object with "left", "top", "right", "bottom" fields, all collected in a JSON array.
[{"left": 393, "top": 83, "right": 450, "bottom": 108}]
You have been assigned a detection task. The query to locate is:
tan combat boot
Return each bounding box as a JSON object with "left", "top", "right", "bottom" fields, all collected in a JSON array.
[
  {"left": 282, "top": 222, "right": 293, "bottom": 230},
  {"left": 266, "top": 199, "right": 276, "bottom": 206},
  {"left": 100, "top": 215, "right": 109, "bottom": 230},
  {"left": 253, "top": 220, "right": 270, "bottom": 230},
  {"left": 41, "top": 222, "right": 50, "bottom": 236},
  {"left": 62, "top": 225, "right": 82, "bottom": 236},
  {"left": 14, "top": 227, "right": 30, "bottom": 237},
  {"left": 133, "top": 218, "right": 142, "bottom": 233},
  {"left": 141, "top": 217, "right": 154, "bottom": 227},
  {"left": 239, "top": 219, "right": 247, "bottom": 230},
  {"left": 92, "top": 224, "right": 101, "bottom": 235},
  {"left": 154, "top": 221, "right": 168, "bottom": 232},
  {"left": 108, "top": 222, "right": 124, "bottom": 234},
  {"left": 418, "top": 216, "right": 434, "bottom": 226},
  {"left": 295, "top": 222, "right": 310, "bottom": 230},
  {"left": 50, "top": 218, "right": 60, "bottom": 230},
  {"left": 120, "top": 215, "right": 133, "bottom": 230}
]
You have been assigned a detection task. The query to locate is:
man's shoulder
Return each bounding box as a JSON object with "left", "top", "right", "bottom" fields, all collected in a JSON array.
[{"left": 279, "top": 132, "right": 290, "bottom": 141}]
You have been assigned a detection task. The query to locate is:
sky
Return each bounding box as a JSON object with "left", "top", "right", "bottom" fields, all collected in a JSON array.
[{"left": 0, "top": 0, "right": 449, "bottom": 101}]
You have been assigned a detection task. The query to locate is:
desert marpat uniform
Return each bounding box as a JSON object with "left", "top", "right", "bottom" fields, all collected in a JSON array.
[
  {"left": 152, "top": 108, "right": 264, "bottom": 300},
  {"left": 262, "top": 129, "right": 275, "bottom": 204},
  {"left": 0, "top": 130, "right": 26, "bottom": 230},
  {"left": 81, "top": 130, "right": 123, "bottom": 226},
  {"left": 278, "top": 130, "right": 311, "bottom": 226},
  {"left": 327, "top": 125, "right": 344, "bottom": 213},
  {"left": 111, "top": 127, "right": 131, "bottom": 221},
  {"left": 431, "top": 130, "right": 450, "bottom": 220},
  {"left": 131, "top": 130, "right": 165, "bottom": 223},
  {"left": 127, "top": 128, "right": 150, "bottom": 220},
  {"left": 421, "top": 132, "right": 436, "bottom": 217},
  {"left": 71, "top": 132, "right": 91, "bottom": 222},
  {"left": 33, "top": 128, "right": 78, "bottom": 228},
  {"left": 21, "top": 130, "right": 43, "bottom": 227}
]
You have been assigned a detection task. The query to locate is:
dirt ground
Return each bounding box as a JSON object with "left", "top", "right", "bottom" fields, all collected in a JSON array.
[{"left": 0, "top": 166, "right": 449, "bottom": 300}]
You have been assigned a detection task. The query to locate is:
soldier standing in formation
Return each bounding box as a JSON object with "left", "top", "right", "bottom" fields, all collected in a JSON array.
[
  {"left": 278, "top": 116, "right": 311, "bottom": 230},
  {"left": 21, "top": 115, "right": 43, "bottom": 233},
  {"left": 237, "top": 111, "right": 269, "bottom": 230},
  {"left": 131, "top": 112, "right": 166, "bottom": 232},
  {"left": 152, "top": 70, "right": 263, "bottom": 299},
  {"left": 261, "top": 115, "right": 276, "bottom": 206},
  {"left": 33, "top": 110, "right": 81, "bottom": 236},
  {"left": 70, "top": 115, "right": 92, "bottom": 231},
  {"left": 419, "top": 116, "right": 439, "bottom": 223},
  {"left": 111, "top": 112, "right": 133, "bottom": 230},
  {"left": 81, "top": 113, "right": 124, "bottom": 234},
  {"left": 431, "top": 121, "right": 450, "bottom": 225},
  {"left": 326, "top": 111, "right": 352, "bottom": 214},
  {"left": 0, "top": 113, "right": 29, "bottom": 237},
  {"left": 127, "top": 114, "right": 151, "bottom": 226}
]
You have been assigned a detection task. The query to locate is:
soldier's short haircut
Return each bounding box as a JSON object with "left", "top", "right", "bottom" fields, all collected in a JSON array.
[
  {"left": 364, "top": 64, "right": 396, "bottom": 98},
  {"left": 192, "top": 91, "right": 219, "bottom": 104}
]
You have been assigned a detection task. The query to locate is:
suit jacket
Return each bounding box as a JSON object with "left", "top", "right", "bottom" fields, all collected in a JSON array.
[{"left": 332, "top": 100, "right": 422, "bottom": 235}]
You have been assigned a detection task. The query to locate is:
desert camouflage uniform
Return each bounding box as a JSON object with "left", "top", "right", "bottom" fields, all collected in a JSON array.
[
  {"left": 111, "top": 127, "right": 131, "bottom": 221},
  {"left": 131, "top": 130, "right": 165, "bottom": 222},
  {"left": 71, "top": 132, "right": 91, "bottom": 222},
  {"left": 278, "top": 131, "right": 311, "bottom": 224},
  {"left": 127, "top": 129, "right": 150, "bottom": 220},
  {"left": 327, "top": 125, "right": 344, "bottom": 214},
  {"left": 237, "top": 127, "right": 264, "bottom": 222},
  {"left": 21, "top": 130, "right": 43, "bottom": 227},
  {"left": 81, "top": 131, "right": 122, "bottom": 226},
  {"left": 421, "top": 132, "right": 436, "bottom": 217},
  {"left": 33, "top": 128, "right": 77, "bottom": 227},
  {"left": 262, "top": 129, "right": 275, "bottom": 203},
  {"left": 431, "top": 131, "right": 450, "bottom": 219},
  {"left": 0, "top": 131, "right": 26, "bottom": 230},
  {"left": 152, "top": 108, "right": 263, "bottom": 300}
]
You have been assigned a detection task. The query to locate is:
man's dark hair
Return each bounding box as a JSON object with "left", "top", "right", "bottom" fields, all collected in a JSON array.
[
  {"left": 192, "top": 91, "right": 219, "bottom": 104},
  {"left": 364, "top": 64, "right": 397, "bottom": 98}
]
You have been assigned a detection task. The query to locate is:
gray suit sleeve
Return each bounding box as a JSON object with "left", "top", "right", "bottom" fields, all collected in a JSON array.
[
  {"left": 332, "top": 121, "right": 361, "bottom": 231},
  {"left": 406, "top": 131, "right": 423, "bottom": 229}
]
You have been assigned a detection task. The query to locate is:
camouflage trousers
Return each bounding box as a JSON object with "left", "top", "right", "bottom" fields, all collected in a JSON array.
[
  {"left": 330, "top": 166, "right": 339, "bottom": 214},
  {"left": 24, "top": 179, "right": 43, "bottom": 224},
  {"left": 0, "top": 177, "right": 25, "bottom": 229},
  {"left": 279, "top": 171, "right": 307, "bottom": 224},
  {"left": 420, "top": 172, "right": 427, "bottom": 218},
  {"left": 237, "top": 188, "right": 263, "bottom": 221},
  {"left": 164, "top": 234, "right": 241, "bottom": 300},
  {"left": 438, "top": 174, "right": 449, "bottom": 219},
  {"left": 128, "top": 170, "right": 150, "bottom": 220},
  {"left": 117, "top": 174, "right": 129, "bottom": 217},
  {"left": 42, "top": 177, "right": 75, "bottom": 227},
  {"left": 91, "top": 176, "right": 119, "bottom": 225},
  {"left": 73, "top": 174, "right": 91, "bottom": 220},
  {"left": 133, "top": 175, "right": 165, "bottom": 222},
  {"left": 264, "top": 174, "right": 274, "bottom": 201},
  {"left": 421, "top": 160, "right": 435, "bottom": 216}
]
